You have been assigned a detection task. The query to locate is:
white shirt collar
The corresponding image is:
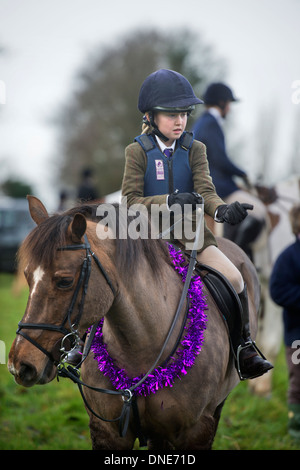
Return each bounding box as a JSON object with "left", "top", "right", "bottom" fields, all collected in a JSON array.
[
  {"left": 208, "top": 107, "right": 224, "bottom": 128},
  {"left": 155, "top": 136, "right": 176, "bottom": 153}
]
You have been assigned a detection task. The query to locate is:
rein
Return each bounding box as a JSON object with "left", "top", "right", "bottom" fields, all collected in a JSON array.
[{"left": 58, "top": 238, "right": 197, "bottom": 440}]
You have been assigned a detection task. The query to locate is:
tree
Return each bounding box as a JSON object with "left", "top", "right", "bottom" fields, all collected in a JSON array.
[
  {"left": 1, "top": 178, "right": 33, "bottom": 198},
  {"left": 55, "top": 29, "right": 227, "bottom": 197}
]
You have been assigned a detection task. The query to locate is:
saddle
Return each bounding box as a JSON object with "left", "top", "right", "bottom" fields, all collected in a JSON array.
[
  {"left": 168, "top": 242, "right": 243, "bottom": 354},
  {"left": 194, "top": 261, "right": 243, "bottom": 356}
]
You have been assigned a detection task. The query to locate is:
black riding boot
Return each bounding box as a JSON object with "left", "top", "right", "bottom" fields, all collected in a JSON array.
[{"left": 237, "top": 285, "right": 273, "bottom": 380}]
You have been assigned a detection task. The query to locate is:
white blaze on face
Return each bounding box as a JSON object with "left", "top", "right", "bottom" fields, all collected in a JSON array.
[
  {"left": 20, "top": 265, "right": 45, "bottom": 328},
  {"left": 31, "top": 266, "right": 45, "bottom": 297}
]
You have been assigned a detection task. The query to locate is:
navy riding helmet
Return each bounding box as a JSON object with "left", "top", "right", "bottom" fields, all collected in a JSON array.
[
  {"left": 203, "top": 83, "right": 239, "bottom": 105},
  {"left": 138, "top": 69, "right": 203, "bottom": 113}
]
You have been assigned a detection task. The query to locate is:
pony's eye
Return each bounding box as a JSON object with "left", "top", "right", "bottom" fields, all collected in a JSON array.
[{"left": 56, "top": 278, "right": 74, "bottom": 289}]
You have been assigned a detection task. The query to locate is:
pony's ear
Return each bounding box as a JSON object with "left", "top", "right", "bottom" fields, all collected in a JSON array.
[
  {"left": 27, "top": 195, "right": 49, "bottom": 225},
  {"left": 70, "top": 213, "right": 87, "bottom": 243}
]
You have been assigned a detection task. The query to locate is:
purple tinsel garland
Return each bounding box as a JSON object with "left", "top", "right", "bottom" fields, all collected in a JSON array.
[{"left": 90, "top": 244, "right": 208, "bottom": 397}]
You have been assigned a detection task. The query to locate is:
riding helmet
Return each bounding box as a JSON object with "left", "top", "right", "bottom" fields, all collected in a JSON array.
[
  {"left": 203, "top": 83, "right": 239, "bottom": 105},
  {"left": 138, "top": 69, "right": 203, "bottom": 113}
]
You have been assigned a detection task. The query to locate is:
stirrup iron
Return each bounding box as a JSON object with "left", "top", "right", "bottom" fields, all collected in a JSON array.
[{"left": 236, "top": 340, "right": 267, "bottom": 381}]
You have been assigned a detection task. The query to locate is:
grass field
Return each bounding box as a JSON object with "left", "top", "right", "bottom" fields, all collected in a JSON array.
[{"left": 0, "top": 272, "right": 299, "bottom": 450}]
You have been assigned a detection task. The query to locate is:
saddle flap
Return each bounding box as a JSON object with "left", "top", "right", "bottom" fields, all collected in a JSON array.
[{"left": 195, "top": 263, "right": 243, "bottom": 353}]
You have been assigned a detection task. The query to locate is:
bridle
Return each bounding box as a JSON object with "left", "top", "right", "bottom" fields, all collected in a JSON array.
[
  {"left": 16, "top": 234, "right": 115, "bottom": 366},
  {"left": 16, "top": 233, "right": 140, "bottom": 437}
]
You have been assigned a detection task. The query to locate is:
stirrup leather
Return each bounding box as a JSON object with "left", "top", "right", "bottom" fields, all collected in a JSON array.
[{"left": 236, "top": 340, "right": 267, "bottom": 381}]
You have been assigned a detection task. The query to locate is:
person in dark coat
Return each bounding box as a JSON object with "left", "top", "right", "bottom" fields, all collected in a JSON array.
[
  {"left": 270, "top": 203, "right": 300, "bottom": 440},
  {"left": 192, "top": 83, "right": 267, "bottom": 261},
  {"left": 77, "top": 168, "right": 99, "bottom": 202}
]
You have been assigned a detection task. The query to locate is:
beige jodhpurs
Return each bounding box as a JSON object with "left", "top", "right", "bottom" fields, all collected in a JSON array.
[{"left": 197, "top": 245, "right": 244, "bottom": 293}]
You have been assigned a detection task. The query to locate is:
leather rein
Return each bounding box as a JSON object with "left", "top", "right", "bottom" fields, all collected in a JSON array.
[{"left": 16, "top": 233, "right": 196, "bottom": 440}]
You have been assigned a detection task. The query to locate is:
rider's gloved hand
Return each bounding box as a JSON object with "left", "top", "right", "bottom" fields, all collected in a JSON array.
[
  {"left": 216, "top": 201, "right": 253, "bottom": 225},
  {"left": 168, "top": 190, "right": 203, "bottom": 211}
]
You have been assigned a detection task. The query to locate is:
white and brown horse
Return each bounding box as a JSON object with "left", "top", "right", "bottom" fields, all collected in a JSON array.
[{"left": 206, "top": 176, "right": 300, "bottom": 397}]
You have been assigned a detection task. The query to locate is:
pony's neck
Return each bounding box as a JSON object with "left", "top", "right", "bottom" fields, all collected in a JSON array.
[
  {"left": 84, "top": 223, "right": 186, "bottom": 376},
  {"left": 102, "top": 256, "right": 185, "bottom": 377}
]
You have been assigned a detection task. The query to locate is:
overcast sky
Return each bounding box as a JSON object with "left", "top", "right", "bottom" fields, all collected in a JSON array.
[{"left": 0, "top": 0, "right": 299, "bottom": 209}]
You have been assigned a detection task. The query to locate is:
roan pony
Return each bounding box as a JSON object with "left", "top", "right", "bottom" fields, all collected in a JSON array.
[{"left": 8, "top": 196, "right": 259, "bottom": 450}]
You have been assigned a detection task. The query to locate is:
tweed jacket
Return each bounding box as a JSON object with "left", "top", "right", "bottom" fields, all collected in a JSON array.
[{"left": 121, "top": 135, "right": 226, "bottom": 251}]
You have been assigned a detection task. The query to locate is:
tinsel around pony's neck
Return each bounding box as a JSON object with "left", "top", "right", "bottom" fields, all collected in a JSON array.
[{"left": 90, "top": 243, "right": 208, "bottom": 397}]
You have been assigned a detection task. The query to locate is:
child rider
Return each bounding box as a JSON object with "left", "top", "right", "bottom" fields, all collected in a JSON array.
[{"left": 122, "top": 69, "right": 273, "bottom": 380}]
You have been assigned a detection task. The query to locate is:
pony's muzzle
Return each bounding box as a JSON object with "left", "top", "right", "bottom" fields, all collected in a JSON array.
[{"left": 8, "top": 360, "right": 38, "bottom": 387}]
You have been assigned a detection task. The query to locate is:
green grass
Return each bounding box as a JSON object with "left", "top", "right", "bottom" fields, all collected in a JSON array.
[
  {"left": 213, "top": 351, "right": 297, "bottom": 450},
  {"left": 0, "top": 273, "right": 299, "bottom": 450},
  {"left": 0, "top": 273, "right": 90, "bottom": 450}
]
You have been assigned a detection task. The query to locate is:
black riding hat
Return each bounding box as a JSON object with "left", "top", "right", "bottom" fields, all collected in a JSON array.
[
  {"left": 138, "top": 69, "right": 203, "bottom": 113},
  {"left": 203, "top": 83, "right": 239, "bottom": 105}
]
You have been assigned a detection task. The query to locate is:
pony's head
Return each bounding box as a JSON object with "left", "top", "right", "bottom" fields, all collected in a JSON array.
[
  {"left": 8, "top": 196, "right": 170, "bottom": 387},
  {"left": 7, "top": 196, "right": 116, "bottom": 386}
]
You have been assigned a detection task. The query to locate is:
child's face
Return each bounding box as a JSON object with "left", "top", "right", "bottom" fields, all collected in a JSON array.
[{"left": 154, "top": 112, "right": 188, "bottom": 145}]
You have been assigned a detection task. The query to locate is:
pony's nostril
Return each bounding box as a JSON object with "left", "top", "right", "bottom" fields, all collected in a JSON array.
[{"left": 19, "top": 362, "right": 38, "bottom": 386}]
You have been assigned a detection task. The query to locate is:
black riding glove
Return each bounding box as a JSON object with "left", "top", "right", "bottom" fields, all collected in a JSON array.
[
  {"left": 168, "top": 190, "right": 203, "bottom": 211},
  {"left": 216, "top": 201, "right": 253, "bottom": 225}
]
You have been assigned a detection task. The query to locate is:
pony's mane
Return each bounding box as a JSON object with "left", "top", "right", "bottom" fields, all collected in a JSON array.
[{"left": 19, "top": 202, "right": 171, "bottom": 276}]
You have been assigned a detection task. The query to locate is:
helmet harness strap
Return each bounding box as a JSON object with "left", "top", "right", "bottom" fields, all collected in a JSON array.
[{"left": 144, "top": 111, "right": 169, "bottom": 142}]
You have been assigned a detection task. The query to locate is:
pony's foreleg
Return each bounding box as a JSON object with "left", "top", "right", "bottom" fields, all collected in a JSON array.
[
  {"left": 153, "top": 413, "right": 219, "bottom": 451},
  {"left": 89, "top": 416, "right": 136, "bottom": 450},
  {"left": 180, "top": 414, "right": 219, "bottom": 450},
  {"left": 147, "top": 438, "right": 174, "bottom": 450}
]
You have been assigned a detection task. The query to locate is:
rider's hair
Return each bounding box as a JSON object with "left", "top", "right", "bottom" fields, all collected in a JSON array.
[
  {"left": 141, "top": 122, "right": 151, "bottom": 134},
  {"left": 289, "top": 203, "right": 300, "bottom": 235},
  {"left": 141, "top": 112, "right": 154, "bottom": 135}
]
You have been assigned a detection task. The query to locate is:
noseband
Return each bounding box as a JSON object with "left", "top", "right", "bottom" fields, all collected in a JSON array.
[{"left": 16, "top": 234, "right": 115, "bottom": 365}]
